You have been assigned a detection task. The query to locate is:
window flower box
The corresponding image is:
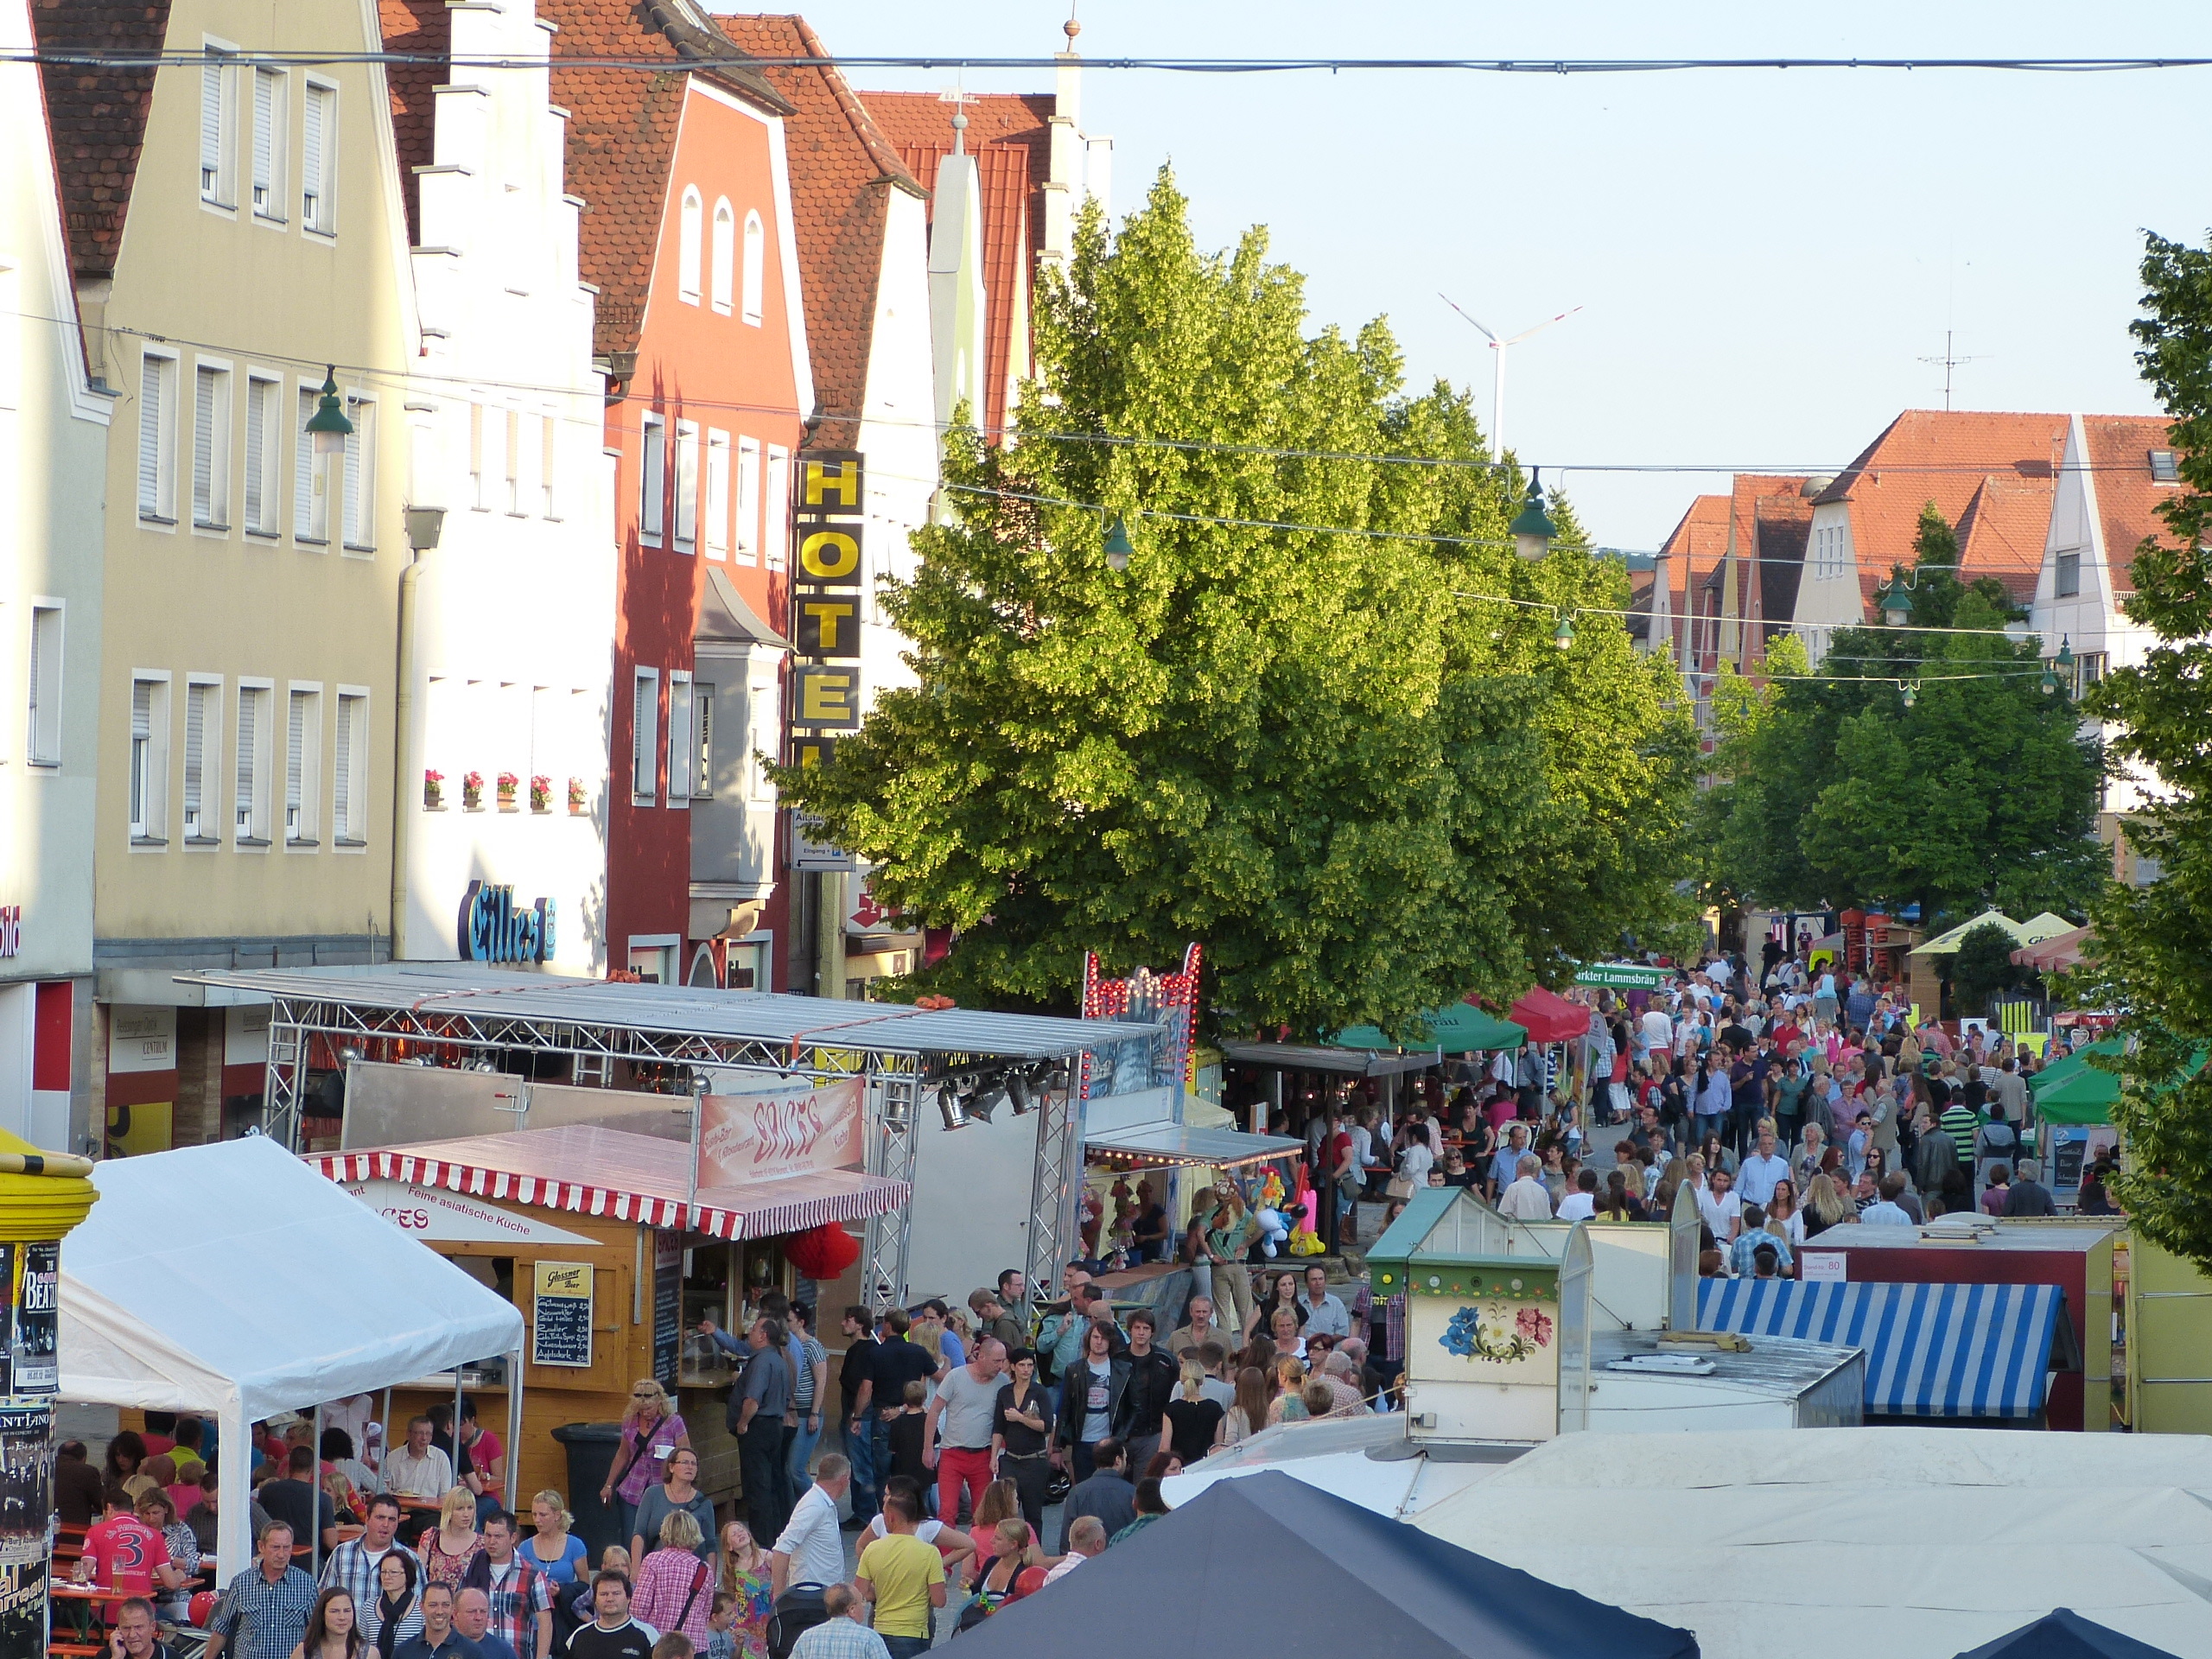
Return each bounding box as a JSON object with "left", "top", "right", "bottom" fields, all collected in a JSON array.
[
  {"left": 461, "top": 770, "right": 485, "bottom": 811},
  {"left": 497, "top": 771, "right": 520, "bottom": 811},
  {"left": 530, "top": 774, "right": 553, "bottom": 814},
  {"left": 423, "top": 770, "right": 445, "bottom": 810}
]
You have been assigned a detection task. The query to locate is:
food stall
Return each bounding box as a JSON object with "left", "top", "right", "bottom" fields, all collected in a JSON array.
[{"left": 184, "top": 965, "right": 1135, "bottom": 1528}]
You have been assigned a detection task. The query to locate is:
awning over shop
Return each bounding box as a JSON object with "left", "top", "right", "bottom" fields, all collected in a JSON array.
[
  {"left": 1698, "top": 1279, "right": 2063, "bottom": 1419},
  {"left": 2029, "top": 1039, "right": 2122, "bottom": 1095},
  {"left": 1218, "top": 1040, "right": 1436, "bottom": 1078},
  {"left": 1333, "top": 1003, "right": 1526, "bottom": 1052},
  {"left": 2031, "top": 1045, "right": 2205, "bottom": 1127},
  {"left": 2012, "top": 924, "right": 2094, "bottom": 973},
  {"left": 1510, "top": 985, "right": 1591, "bottom": 1044},
  {"left": 1084, "top": 1122, "right": 1306, "bottom": 1169},
  {"left": 1910, "top": 911, "right": 2075, "bottom": 959},
  {"left": 311, "top": 1123, "right": 912, "bottom": 1241}
]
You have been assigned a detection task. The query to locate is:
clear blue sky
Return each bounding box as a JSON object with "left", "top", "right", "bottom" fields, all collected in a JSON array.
[{"left": 785, "top": 1, "right": 2209, "bottom": 550}]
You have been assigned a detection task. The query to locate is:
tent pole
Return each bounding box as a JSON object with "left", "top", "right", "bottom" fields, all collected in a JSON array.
[
  {"left": 220, "top": 1400, "right": 251, "bottom": 1592},
  {"left": 505, "top": 1348, "right": 524, "bottom": 1514},
  {"left": 453, "top": 1366, "right": 466, "bottom": 1497},
  {"left": 310, "top": 1402, "right": 324, "bottom": 1577},
  {"left": 380, "top": 1386, "right": 392, "bottom": 1478}
]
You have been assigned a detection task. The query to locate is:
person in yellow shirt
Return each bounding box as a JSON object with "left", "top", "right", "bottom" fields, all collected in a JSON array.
[{"left": 854, "top": 1490, "right": 945, "bottom": 1659}]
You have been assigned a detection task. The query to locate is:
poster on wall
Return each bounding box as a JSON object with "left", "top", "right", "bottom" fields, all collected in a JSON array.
[
  {"left": 0, "top": 1402, "right": 49, "bottom": 1656},
  {"left": 696, "top": 1076, "right": 864, "bottom": 1188},
  {"left": 11, "top": 1244, "right": 56, "bottom": 1396},
  {"left": 105, "top": 1007, "right": 176, "bottom": 1158},
  {"left": 531, "top": 1262, "right": 594, "bottom": 1368}
]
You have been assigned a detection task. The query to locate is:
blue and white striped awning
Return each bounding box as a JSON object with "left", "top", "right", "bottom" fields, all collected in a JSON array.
[{"left": 1697, "top": 1279, "right": 2064, "bottom": 1419}]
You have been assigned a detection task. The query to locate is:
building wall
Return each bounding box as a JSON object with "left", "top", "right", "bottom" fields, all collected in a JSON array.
[
  {"left": 605, "top": 79, "right": 806, "bottom": 987},
  {"left": 398, "top": 0, "right": 612, "bottom": 976},
  {"left": 1792, "top": 499, "right": 1862, "bottom": 665},
  {"left": 88, "top": 0, "right": 416, "bottom": 1149},
  {"left": 0, "top": 0, "right": 111, "bottom": 1148}
]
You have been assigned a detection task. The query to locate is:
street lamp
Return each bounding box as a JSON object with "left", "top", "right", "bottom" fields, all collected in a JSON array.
[
  {"left": 1873, "top": 574, "right": 1914, "bottom": 629},
  {"left": 1901, "top": 682, "right": 1916, "bottom": 709},
  {"left": 1510, "top": 471, "right": 1558, "bottom": 562},
  {"left": 1103, "top": 515, "right": 1135, "bottom": 572},
  {"left": 2044, "top": 636, "right": 2075, "bottom": 696},
  {"left": 1552, "top": 611, "right": 1576, "bottom": 651},
  {"left": 306, "top": 366, "right": 353, "bottom": 457}
]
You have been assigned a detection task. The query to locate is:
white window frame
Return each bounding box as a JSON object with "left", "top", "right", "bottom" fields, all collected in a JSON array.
[
  {"left": 181, "top": 674, "right": 222, "bottom": 844},
  {"left": 710, "top": 198, "right": 734, "bottom": 315},
  {"left": 234, "top": 677, "right": 272, "bottom": 847},
  {"left": 734, "top": 436, "right": 760, "bottom": 566},
  {"left": 26, "top": 601, "right": 63, "bottom": 769},
  {"left": 334, "top": 687, "right": 369, "bottom": 848},
  {"left": 200, "top": 43, "right": 238, "bottom": 211},
  {"left": 741, "top": 209, "right": 764, "bottom": 325},
  {"left": 704, "top": 429, "right": 729, "bottom": 559},
  {"left": 342, "top": 391, "right": 376, "bottom": 551},
  {"left": 693, "top": 680, "right": 715, "bottom": 799},
  {"left": 665, "top": 670, "right": 693, "bottom": 808},
  {"left": 302, "top": 78, "right": 338, "bottom": 238},
  {"left": 294, "top": 379, "right": 328, "bottom": 544},
  {"left": 504, "top": 407, "right": 524, "bottom": 516},
  {"left": 138, "top": 349, "right": 178, "bottom": 527},
  {"left": 639, "top": 412, "right": 665, "bottom": 544},
  {"left": 251, "top": 66, "right": 288, "bottom": 223},
  {"left": 674, "top": 419, "right": 698, "bottom": 552},
  {"left": 541, "top": 413, "right": 560, "bottom": 519},
  {"left": 244, "top": 372, "right": 282, "bottom": 537},
  {"left": 191, "top": 358, "right": 232, "bottom": 532},
  {"left": 128, "top": 671, "right": 171, "bottom": 847},
  {"left": 677, "top": 186, "right": 703, "bottom": 304},
  {"left": 2056, "top": 550, "right": 2082, "bottom": 599},
  {"left": 284, "top": 682, "right": 321, "bottom": 847},
  {"left": 765, "top": 445, "right": 790, "bottom": 570},
  {"left": 632, "top": 667, "right": 659, "bottom": 803},
  {"left": 468, "top": 403, "right": 487, "bottom": 512}
]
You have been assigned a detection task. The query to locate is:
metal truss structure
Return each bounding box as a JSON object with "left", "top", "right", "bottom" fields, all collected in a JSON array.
[
  {"left": 1023, "top": 1080, "right": 1083, "bottom": 1317},
  {"left": 861, "top": 1077, "right": 922, "bottom": 1310}
]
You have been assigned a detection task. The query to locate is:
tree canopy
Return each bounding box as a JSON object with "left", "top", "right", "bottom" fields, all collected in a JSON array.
[
  {"left": 1699, "top": 504, "right": 2104, "bottom": 925},
  {"left": 778, "top": 170, "right": 1698, "bottom": 1039},
  {"left": 2082, "top": 231, "right": 2212, "bottom": 1267}
]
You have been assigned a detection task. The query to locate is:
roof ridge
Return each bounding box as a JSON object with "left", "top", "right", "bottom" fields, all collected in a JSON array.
[{"left": 790, "top": 14, "right": 924, "bottom": 197}]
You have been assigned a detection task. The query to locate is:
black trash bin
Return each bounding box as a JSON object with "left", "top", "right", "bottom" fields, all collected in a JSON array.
[{"left": 551, "top": 1422, "right": 626, "bottom": 1565}]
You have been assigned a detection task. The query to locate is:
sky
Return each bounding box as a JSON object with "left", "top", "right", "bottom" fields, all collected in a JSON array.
[{"left": 779, "top": 1, "right": 2212, "bottom": 550}]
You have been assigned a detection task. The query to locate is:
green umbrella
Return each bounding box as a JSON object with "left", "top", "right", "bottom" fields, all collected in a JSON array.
[
  {"left": 2028, "top": 1038, "right": 2122, "bottom": 1095},
  {"left": 2033, "top": 1065, "right": 2120, "bottom": 1125},
  {"left": 1332, "top": 1004, "right": 1527, "bottom": 1052}
]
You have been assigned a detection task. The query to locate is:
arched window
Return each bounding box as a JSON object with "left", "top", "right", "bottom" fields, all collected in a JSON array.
[
  {"left": 677, "top": 186, "right": 702, "bottom": 304},
  {"left": 741, "top": 209, "right": 764, "bottom": 325},
  {"left": 710, "top": 199, "right": 734, "bottom": 315}
]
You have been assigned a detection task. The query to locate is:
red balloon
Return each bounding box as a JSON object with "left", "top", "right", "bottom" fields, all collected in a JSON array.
[
  {"left": 190, "top": 1591, "right": 220, "bottom": 1627},
  {"left": 1014, "top": 1566, "right": 1049, "bottom": 1599}
]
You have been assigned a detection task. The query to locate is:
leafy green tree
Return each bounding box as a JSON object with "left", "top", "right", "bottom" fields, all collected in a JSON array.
[
  {"left": 1949, "top": 920, "right": 2028, "bottom": 1014},
  {"left": 777, "top": 171, "right": 1697, "bottom": 1038},
  {"left": 2082, "top": 232, "right": 2212, "bottom": 1265}
]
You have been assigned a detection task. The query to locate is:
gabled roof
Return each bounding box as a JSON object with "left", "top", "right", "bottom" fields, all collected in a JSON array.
[
  {"left": 1755, "top": 509, "right": 1810, "bottom": 638},
  {"left": 537, "top": 0, "right": 791, "bottom": 361},
  {"left": 2080, "top": 414, "right": 2180, "bottom": 595},
  {"left": 1817, "top": 410, "right": 2069, "bottom": 604},
  {"left": 32, "top": 0, "right": 174, "bottom": 279},
  {"left": 714, "top": 14, "right": 924, "bottom": 449},
  {"left": 863, "top": 91, "right": 1053, "bottom": 437},
  {"left": 1953, "top": 469, "right": 2056, "bottom": 602},
  {"left": 696, "top": 565, "right": 790, "bottom": 647}
]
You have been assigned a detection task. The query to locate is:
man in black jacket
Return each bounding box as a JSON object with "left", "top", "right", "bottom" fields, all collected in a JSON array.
[
  {"left": 1054, "top": 1439, "right": 1135, "bottom": 1555},
  {"left": 1111, "top": 1310, "right": 1180, "bottom": 1478},
  {"left": 1052, "top": 1322, "right": 1128, "bottom": 1482}
]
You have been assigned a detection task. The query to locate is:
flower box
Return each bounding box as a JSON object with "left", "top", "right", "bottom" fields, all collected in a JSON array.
[
  {"left": 423, "top": 770, "right": 445, "bottom": 810},
  {"left": 497, "top": 771, "right": 521, "bottom": 811},
  {"left": 461, "top": 770, "right": 485, "bottom": 811},
  {"left": 530, "top": 774, "right": 553, "bottom": 814}
]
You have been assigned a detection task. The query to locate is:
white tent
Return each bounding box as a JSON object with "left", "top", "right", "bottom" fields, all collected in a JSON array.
[
  {"left": 1160, "top": 1413, "right": 1507, "bottom": 1519},
  {"left": 60, "top": 1135, "right": 525, "bottom": 1575},
  {"left": 1415, "top": 1428, "right": 2212, "bottom": 1659}
]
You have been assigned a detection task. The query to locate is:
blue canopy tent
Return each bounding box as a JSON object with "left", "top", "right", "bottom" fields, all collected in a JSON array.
[
  {"left": 1955, "top": 1609, "right": 2183, "bottom": 1659},
  {"left": 948, "top": 1467, "right": 1700, "bottom": 1659},
  {"left": 1699, "top": 1279, "right": 2067, "bottom": 1421}
]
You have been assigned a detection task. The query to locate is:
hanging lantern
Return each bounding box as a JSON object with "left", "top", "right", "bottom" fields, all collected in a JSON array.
[{"left": 783, "top": 1222, "right": 861, "bottom": 1281}]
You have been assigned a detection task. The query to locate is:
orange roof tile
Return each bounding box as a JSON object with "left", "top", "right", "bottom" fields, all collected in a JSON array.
[
  {"left": 715, "top": 15, "right": 924, "bottom": 449},
  {"left": 536, "top": 0, "right": 788, "bottom": 360},
  {"left": 2081, "top": 414, "right": 2182, "bottom": 595},
  {"left": 864, "top": 91, "right": 1053, "bottom": 437},
  {"left": 32, "top": 0, "right": 171, "bottom": 279},
  {"left": 1953, "top": 470, "right": 2056, "bottom": 603},
  {"left": 377, "top": 0, "right": 448, "bottom": 249},
  {"left": 1817, "top": 410, "right": 2069, "bottom": 604}
]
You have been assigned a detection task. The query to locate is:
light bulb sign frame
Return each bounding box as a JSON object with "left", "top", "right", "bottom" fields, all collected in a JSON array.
[{"left": 787, "top": 451, "right": 868, "bottom": 868}]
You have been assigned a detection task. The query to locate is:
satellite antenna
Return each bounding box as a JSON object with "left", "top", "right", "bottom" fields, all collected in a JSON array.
[{"left": 1441, "top": 295, "right": 1582, "bottom": 464}]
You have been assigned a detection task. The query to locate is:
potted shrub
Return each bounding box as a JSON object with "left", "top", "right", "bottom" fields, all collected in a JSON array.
[
  {"left": 530, "top": 774, "right": 553, "bottom": 813},
  {"left": 423, "top": 770, "right": 444, "bottom": 810},
  {"left": 461, "top": 770, "right": 485, "bottom": 811},
  {"left": 568, "top": 776, "right": 589, "bottom": 816},
  {"left": 497, "top": 771, "right": 520, "bottom": 810}
]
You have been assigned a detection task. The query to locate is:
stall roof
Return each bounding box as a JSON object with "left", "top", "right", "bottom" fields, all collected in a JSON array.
[
  {"left": 181, "top": 965, "right": 1141, "bottom": 1059},
  {"left": 1958, "top": 1609, "right": 2183, "bottom": 1659},
  {"left": 1334, "top": 1003, "right": 1527, "bottom": 1053},
  {"left": 1219, "top": 1039, "right": 1438, "bottom": 1077},
  {"left": 1083, "top": 1122, "right": 1305, "bottom": 1169},
  {"left": 1698, "top": 1278, "right": 2063, "bottom": 1418},
  {"left": 1509, "top": 986, "right": 1591, "bottom": 1044},
  {"left": 312, "top": 1124, "right": 912, "bottom": 1241}
]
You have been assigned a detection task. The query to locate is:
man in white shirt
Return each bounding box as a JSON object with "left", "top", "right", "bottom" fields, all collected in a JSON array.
[
  {"left": 1860, "top": 1172, "right": 1916, "bottom": 1228},
  {"left": 1640, "top": 1006, "right": 1673, "bottom": 1056},
  {"left": 1497, "top": 1156, "right": 1554, "bottom": 1220},
  {"left": 771, "top": 1453, "right": 851, "bottom": 1596},
  {"left": 1555, "top": 1168, "right": 1599, "bottom": 1221},
  {"left": 1697, "top": 1167, "right": 1743, "bottom": 1249},
  {"left": 380, "top": 1415, "right": 453, "bottom": 1503},
  {"left": 1737, "top": 1128, "right": 1791, "bottom": 1208},
  {"left": 1043, "top": 1516, "right": 1105, "bottom": 1586}
]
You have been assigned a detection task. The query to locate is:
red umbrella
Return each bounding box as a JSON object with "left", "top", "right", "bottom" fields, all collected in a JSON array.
[{"left": 1508, "top": 986, "right": 1591, "bottom": 1044}]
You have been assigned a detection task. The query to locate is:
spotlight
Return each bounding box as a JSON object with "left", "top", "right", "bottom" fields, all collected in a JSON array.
[
  {"left": 1007, "top": 1071, "right": 1034, "bottom": 1116},
  {"left": 938, "top": 1082, "right": 969, "bottom": 1131},
  {"left": 967, "top": 1076, "right": 1007, "bottom": 1123}
]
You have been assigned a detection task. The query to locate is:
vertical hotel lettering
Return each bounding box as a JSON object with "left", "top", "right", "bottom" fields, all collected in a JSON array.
[{"left": 788, "top": 452, "right": 867, "bottom": 771}]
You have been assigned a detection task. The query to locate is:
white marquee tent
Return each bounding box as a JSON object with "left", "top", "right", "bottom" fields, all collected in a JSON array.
[
  {"left": 59, "top": 1135, "right": 525, "bottom": 1573},
  {"left": 1415, "top": 1428, "right": 2212, "bottom": 1659}
]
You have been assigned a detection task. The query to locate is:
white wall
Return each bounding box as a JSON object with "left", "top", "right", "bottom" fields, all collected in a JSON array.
[
  {"left": 398, "top": 0, "right": 612, "bottom": 972},
  {"left": 1791, "top": 499, "right": 1862, "bottom": 666},
  {"left": 903, "top": 1109, "right": 1040, "bottom": 1305},
  {"left": 857, "top": 188, "right": 941, "bottom": 702}
]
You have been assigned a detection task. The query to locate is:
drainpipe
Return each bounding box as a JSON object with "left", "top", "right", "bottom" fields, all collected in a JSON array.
[{"left": 393, "top": 506, "right": 447, "bottom": 961}]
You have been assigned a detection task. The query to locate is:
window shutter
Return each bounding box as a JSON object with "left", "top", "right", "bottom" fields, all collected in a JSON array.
[
  {"left": 237, "top": 691, "right": 257, "bottom": 831},
  {"left": 295, "top": 387, "right": 315, "bottom": 538},
  {"left": 633, "top": 674, "right": 658, "bottom": 798},
  {"left": 286, "top": 690, "right": 305, "bottom": 830},
  {"left": 695, "top": 687, "right": 714, "bottom": 798},
  {"left": 200, "top": 60, "right": 223, "bottom": 196},
  {"left": 245, "top": 379, "right": 267, "bottom": 530},
  {"left": 26, "top": 611, "right": 42, "bottom": 742},
  {"left": 302, "top": 86, "right": 325, "bottom": 226},
  {"left": 667, "top": 679, "right": 692, "bottom": 798},
  {"left": 334, "top": 697, "right": 354, "bottom": 838},
  {"left": 342, "top": 404, "right": 362, "bottom": 543},
  {"left": 676, "top": 428, "right": 697, "bottom": 547},
  {"left": 193, "top": 365, "right": 217, "bottom": 523},
  {"left": 132, "top": 680, "right": 151, "bottom": 742},
  {"left": 184, "top": 685, "right": 206, "bottom": 830},
  {"left": 641, "top": 418, "right": 664, "bottom": 539},
  {"left": 252, "top": 69, "right": 274, "bottom": 205},
  {"left": 138, "top": 358, "right": 165, "bottom": 515}
]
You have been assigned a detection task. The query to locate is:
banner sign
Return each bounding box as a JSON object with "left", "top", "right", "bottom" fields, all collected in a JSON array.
[
  {"left": 696, "top": 1075, "right": 864, "bottom": 1189},
  {"left": 787, "top": 449, "right": 867, "bottom": 868},
  {"left": 1573, "top": 962, "right": 1673, "bottom": 990}
]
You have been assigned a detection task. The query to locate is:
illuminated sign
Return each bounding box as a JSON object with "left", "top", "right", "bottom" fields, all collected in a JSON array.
[{"left": 457, "top": 880, "right": 556, "bottom": 964}]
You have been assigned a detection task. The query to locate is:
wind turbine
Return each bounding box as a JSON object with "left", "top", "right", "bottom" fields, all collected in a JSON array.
[{"left": 1440, "top": 295, "right": 1582, "bottom": 463}]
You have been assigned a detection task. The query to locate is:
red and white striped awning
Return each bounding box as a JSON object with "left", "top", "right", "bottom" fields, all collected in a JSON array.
[{"left": 308, "top": 1123, "right": 909, "bottom": 1241}]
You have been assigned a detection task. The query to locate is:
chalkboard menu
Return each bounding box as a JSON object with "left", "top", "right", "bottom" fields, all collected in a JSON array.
[
  {"left": 652, "top": 1235, "right": 682, "bottom": 1387},
  {"left": 532, "top": 1261, "right": 594, "bottom": 1369}
]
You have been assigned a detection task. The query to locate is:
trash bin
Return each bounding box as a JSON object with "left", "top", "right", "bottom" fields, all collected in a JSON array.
[{"left": 552, "top": 1422, "right": 626, "bottom": 1565}]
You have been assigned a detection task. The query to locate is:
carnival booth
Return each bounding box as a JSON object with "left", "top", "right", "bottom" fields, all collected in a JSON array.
[{"left": 184, "top": 966, "right": 1131, "bottom": 1537}]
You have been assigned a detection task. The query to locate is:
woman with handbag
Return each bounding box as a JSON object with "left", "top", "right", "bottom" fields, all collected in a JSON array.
[{"left": 632, "top": 1511, "right": 716, "bottom": 1649}]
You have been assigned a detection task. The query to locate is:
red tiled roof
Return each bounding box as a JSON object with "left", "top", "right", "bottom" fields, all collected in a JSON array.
[
  {"left": 32, "top": 0, "right": 172, "bottom": 279},
  {"left": 1657, "top": 493, "right": 1729, "bottom": 658},
  {"left": 377, "top": 0, "right": 448, "bottom": 249},
  {"left": 1817, "top": 410, "right": 2069, "bottom": 605},
  {"left": 864, "top": 91, "right": 1053, "bottom": 437},
  {"left": 2080, "top": 414, "right": 2181, "bottom": 595},
  {"left": 715, "top": 15, "right": 923, "bottom": 448},
  {"left": 1953, "top": 470, "right": 2056, "bottom": 603},
  {"left": 537, "top": 0, "right": 788, "bottom": 360}
]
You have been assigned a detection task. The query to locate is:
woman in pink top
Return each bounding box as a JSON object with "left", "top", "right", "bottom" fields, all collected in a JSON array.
[{"left": 963, "top": 1480, "right": 1036, "bottom": 1584}]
